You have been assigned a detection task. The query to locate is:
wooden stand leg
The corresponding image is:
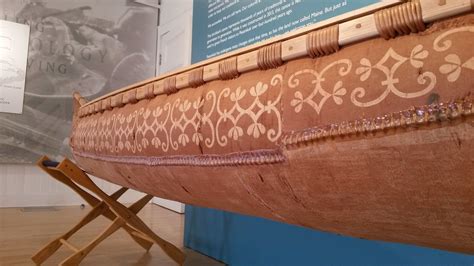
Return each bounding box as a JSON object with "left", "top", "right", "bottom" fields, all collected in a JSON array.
[
  {"left": 31, "top": 188, "right": 127, "bottom": 265},
  {"left": 31, "top": 157, "right": 184, "bottom": 265},
  {"left": 35, "top": 156, "right": 153, "bottom": 252},
  {"left": 56, "top": 159, "right": 185, "bottom": 265},
  {"left": 60, "top": 195, "right": 154, "bottom": 265}
]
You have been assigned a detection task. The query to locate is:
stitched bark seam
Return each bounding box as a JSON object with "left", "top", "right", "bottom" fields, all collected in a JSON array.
[{"left": 74, "top": 148, "right": 286, "bottom": 167}]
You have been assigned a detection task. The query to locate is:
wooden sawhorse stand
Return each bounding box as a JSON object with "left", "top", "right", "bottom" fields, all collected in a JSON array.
[{"left": 31, "top": 156, "right": 185, "bottom": 265}]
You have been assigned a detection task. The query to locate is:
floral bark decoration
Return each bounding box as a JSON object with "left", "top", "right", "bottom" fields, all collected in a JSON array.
[
  {"left": 290, "top": 26, "right": 474, "bottom": 113},
  {"left": 74, "top": 74, "right": 283, "bottom": 154},
  {"left": 72, "top": 25, "right": 474, "bottom": 163}
]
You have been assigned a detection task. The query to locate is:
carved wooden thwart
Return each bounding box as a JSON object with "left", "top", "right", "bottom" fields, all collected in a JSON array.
[{"left": 31, "top": 156, "right": 185, "bottom": 265}]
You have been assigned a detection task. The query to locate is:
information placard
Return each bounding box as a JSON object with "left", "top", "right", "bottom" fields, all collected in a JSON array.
[
  {"left": 0, "top": 20, "right": 29, "bottom": 114},
  {"left": 192, "top": 0, "right": 383, "bottom": 63}
]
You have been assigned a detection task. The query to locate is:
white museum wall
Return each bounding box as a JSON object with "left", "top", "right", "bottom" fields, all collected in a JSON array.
[
  {"left": 0, "top": 0, "right": 193, "bottom": 208},
  {"left": 159, "top": 0, "right": 193, "bottom": 25},
  {"left": 0, "top": 164, "right": 146, "bottom": 207},
  {"left": 151, "top": 0, "right": 193, "bottom": 214}
]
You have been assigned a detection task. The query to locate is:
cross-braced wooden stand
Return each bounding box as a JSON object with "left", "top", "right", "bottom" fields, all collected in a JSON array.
[{"left": 31, "top": 156, "right": 185, "bottom": 265}]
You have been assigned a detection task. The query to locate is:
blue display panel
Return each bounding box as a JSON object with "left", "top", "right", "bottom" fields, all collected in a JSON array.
[
  {"left": 192, "top": 0, "right": 379, "bottom": 62},
  {"left": 185, "top": 206, "right": 474, "bottom": 265}
]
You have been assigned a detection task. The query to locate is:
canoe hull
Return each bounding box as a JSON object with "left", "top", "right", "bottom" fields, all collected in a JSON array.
[
  {"left": 71, "top": 13, "right": 474, "bottom": 253},
  {"left": 74, "top": 118, "right": 474, "bottom": 254}
]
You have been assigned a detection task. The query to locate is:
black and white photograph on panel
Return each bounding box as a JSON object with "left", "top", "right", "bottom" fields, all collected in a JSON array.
[{"left": 0, "top": 0, "right": 158, "bottom": 163}]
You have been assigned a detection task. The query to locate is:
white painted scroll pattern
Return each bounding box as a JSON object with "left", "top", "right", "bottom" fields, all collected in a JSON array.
[
  {"left": 73, "top": 26, "right": 474, "bottom": 154},
  {"left": 351, "top": 45, "right": 436, "bottom": 107},
  {"left": 290, "top": 26, "right": 474, "bottom": 114},
  {"left": 289, "top": 60, "right": 352, "bottom": 114},
  {"left": 215, "top": 74, "right": 283, "bottom": 147},
  {"left": 74, "top": 74, "right": 283, "bottom": 154},
  {"left": 288, "top": 45, "right": 437, "bottom": 113},
  {"left": 435, "top": 26, "right": 474, "bottom": 83}
]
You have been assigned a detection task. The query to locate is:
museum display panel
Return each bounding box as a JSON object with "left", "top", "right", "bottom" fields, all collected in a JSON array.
[{"left": 0, "top": 0, "right": 158, "bottom": 163}]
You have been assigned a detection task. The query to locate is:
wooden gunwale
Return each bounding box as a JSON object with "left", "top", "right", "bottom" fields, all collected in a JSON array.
[
  {"left": 79, "top": 0, "right": 473, "bottom": 113},
  {"left": 80, "top": 0, "right": 403, "bottom": 108}
]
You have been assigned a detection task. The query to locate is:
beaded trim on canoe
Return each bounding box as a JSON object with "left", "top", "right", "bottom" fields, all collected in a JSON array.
[
  {"left": 73, "top": 149, "right": 286, "bottom": 167},
  {"left": 282, "top": 95, "right": 473, "bottom": 147},
  {"left": 74, "top": 96, "right": 473, "bottom": 167}
]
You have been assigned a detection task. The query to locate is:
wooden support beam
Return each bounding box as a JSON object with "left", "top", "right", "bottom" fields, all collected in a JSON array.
[
  {"left": 203, "top": 63, "right": 219, "bottom": 81},
  {"left": 32, "top": 157, "right": 182, "bottom": 265},
  {"left": 61, "top": 194, "right": 155, "bottom": 265},
  {"left": 59, "top": 239, "right": 80, "bottom": 253},
  {"left": 31, "top": 202, "right": 107, "bottom": 264},
  {"left": 56, "top": 159, "right": 185, "bottom": 265},
  {"left": 34, "top": 156, "right": 153, "bottom": 256},
  {"left": 420, "top": 0, "right": 472, "bottom": 23},
  {"left": 339, "top": 14, "right": 378, "bottom": 46}
]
